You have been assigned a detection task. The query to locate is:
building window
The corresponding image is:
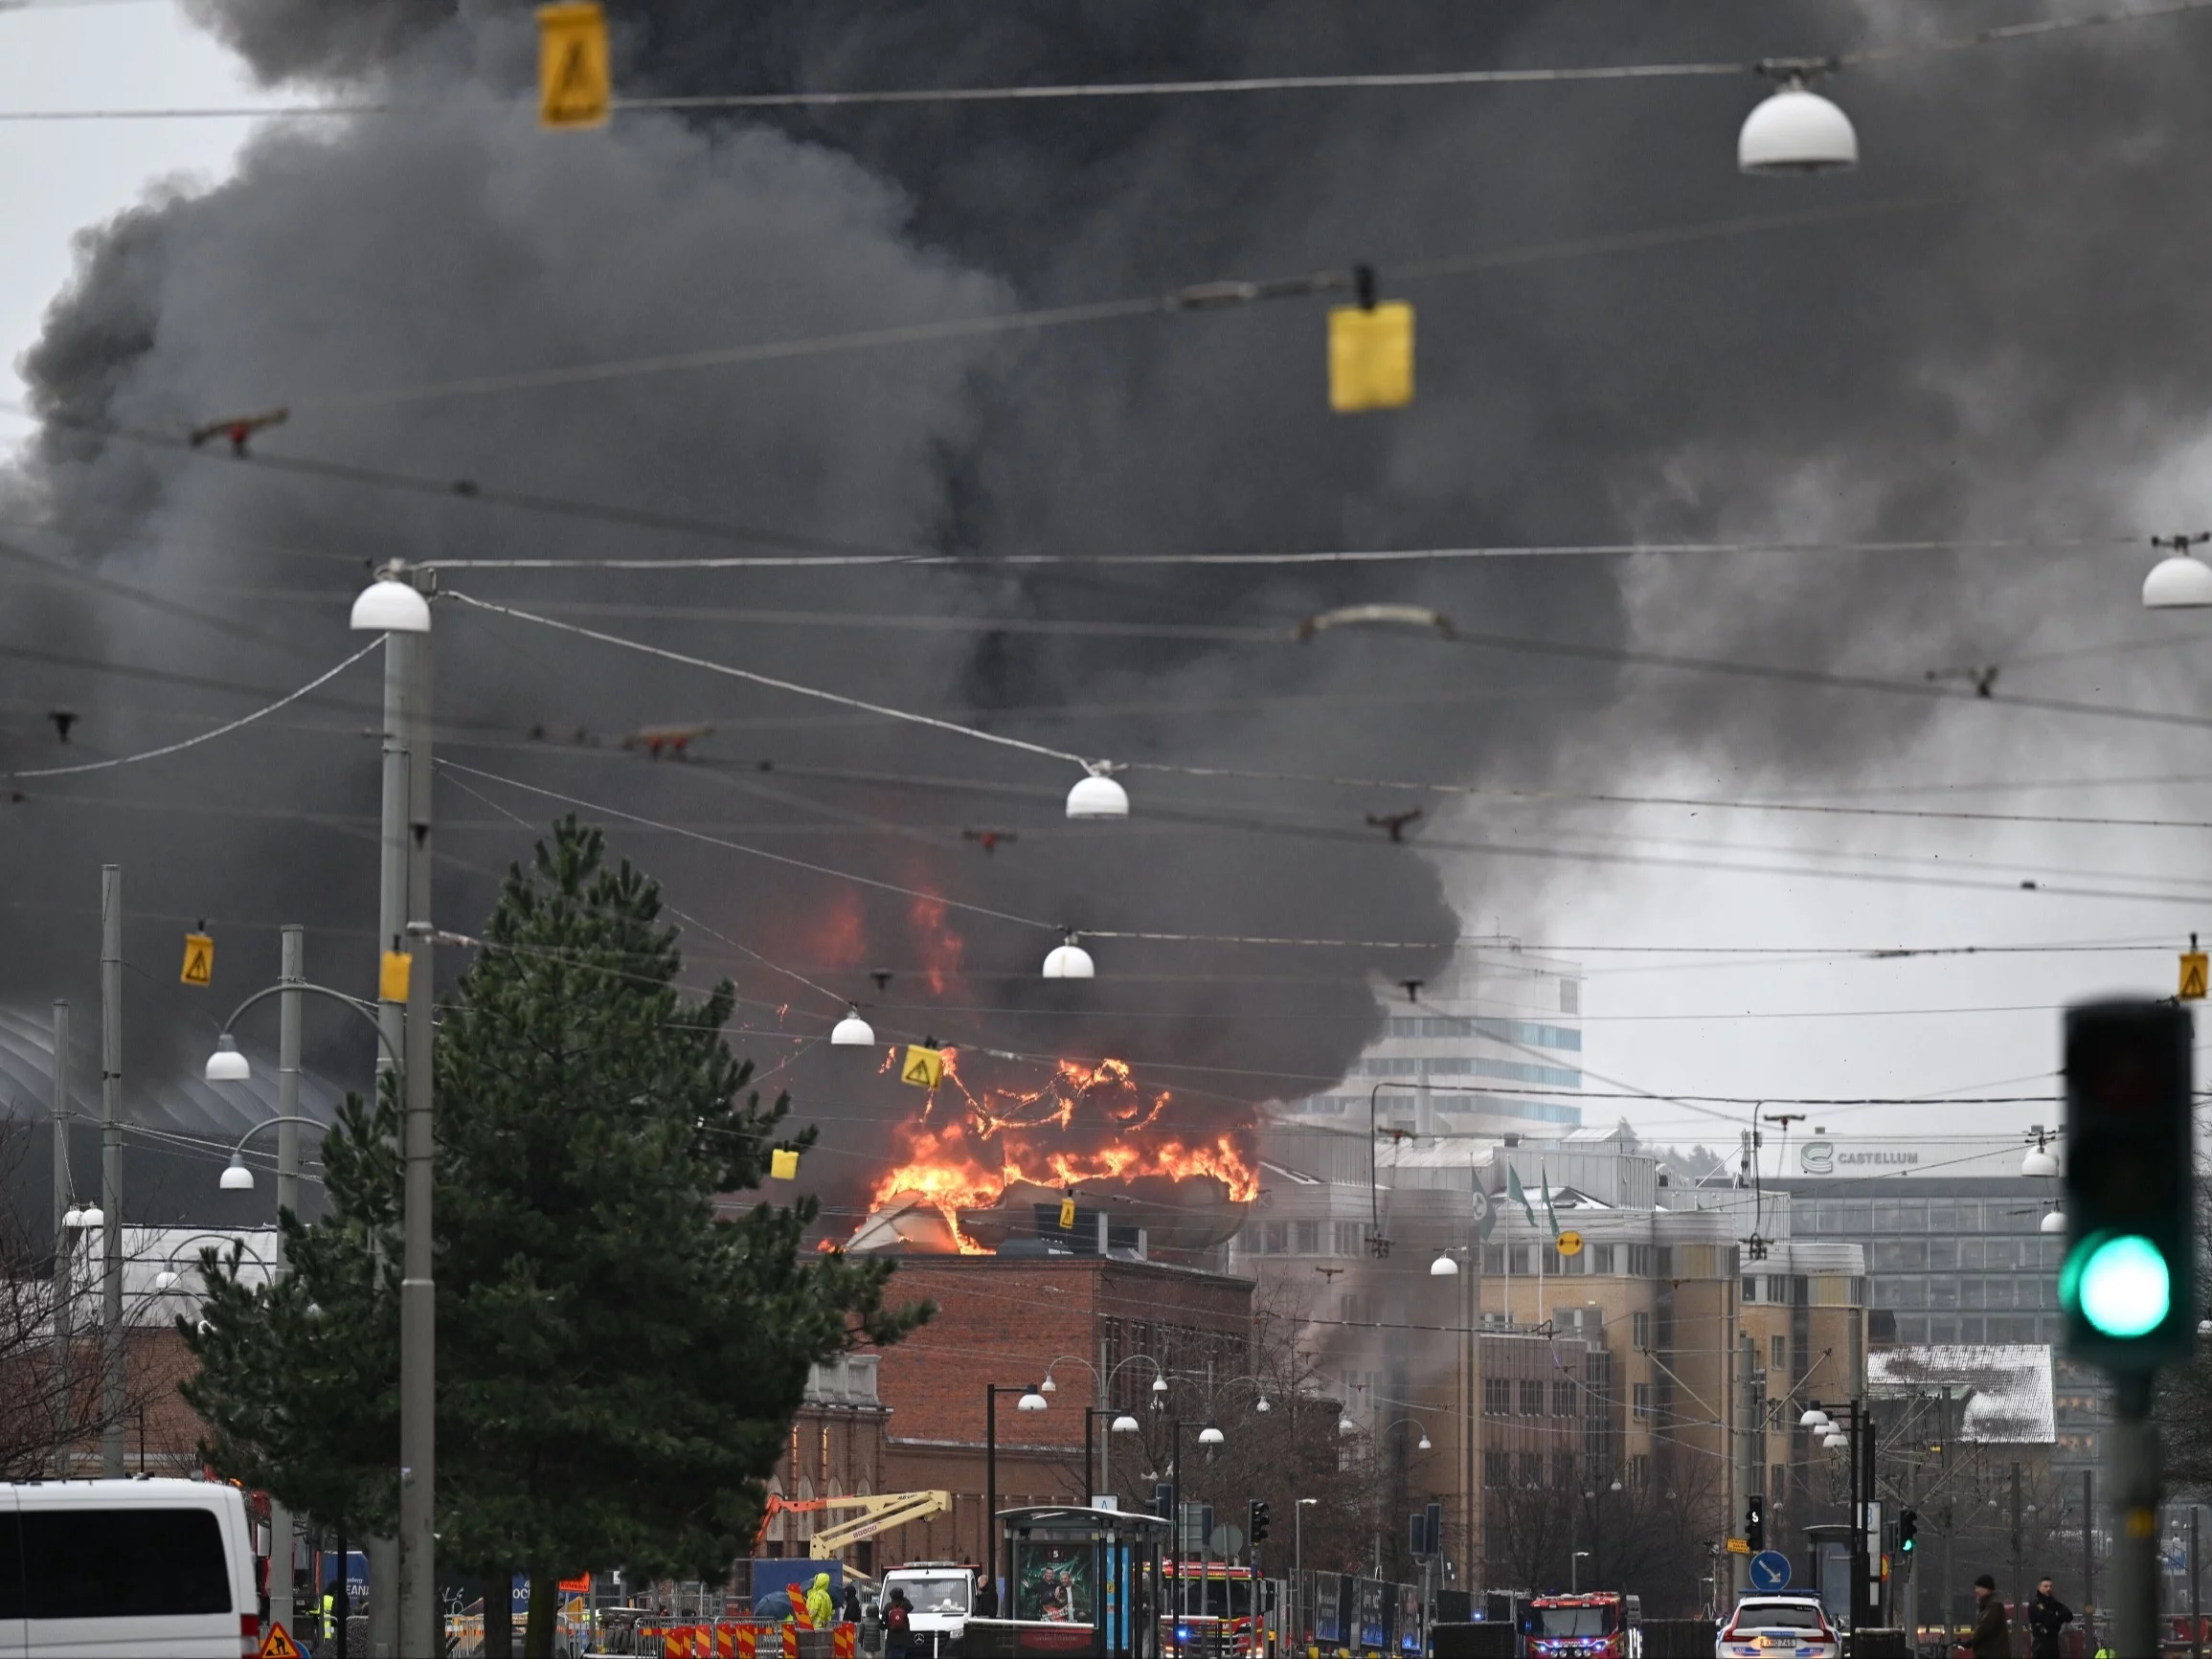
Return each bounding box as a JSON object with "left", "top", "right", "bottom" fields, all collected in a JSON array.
[
  {"left": 1509, "top": 1247, "right": 1531, "bottom": 1275},
  {"left": 1771, "top": 1334, "right": 1786, "bottom": 1372},
  {"left": 1481, "top": 1245, "right": 1505, "bottom": 1274},
  {"left": 1552, "top": 1380, "right": 1576, "bottom": 1417},
  {"left": 1335, "top": 1222, "right": 1363, "bottom": 1256},
  {"left": 1561, "top": 978, "right": 1580, "bottom": 1014},
  {"left": 1483, "top": 1451, "right": 1507, "bottom": 1489},
  {"left": 1632, "top": 1384, "right": 1652, "bottom": 1422},
  {"left": 1517, "top": 1453, "right": 1544, "bottom": 1488},
  {"left": 1483, "top": 1378, "right": 1511, "bottom": 1415},
  {"left": 1553, "top": 1452, "right": 1575, "bottom": 1489},
  {"left": 1631, "top": 1312, "right": 1651, "bottom": 1351},
  {"left": 1296, "top": 1222, "right": 1320, "bottom": 1255},
  {"left": 1743, "top": 1276, "right": 1761, "bottom": 1304},
  {"left": 1656, "top": 1246, "right": 1675, "bottom": 1278},
  {"left": 1770, "top": 1464, "right": 1786, "bottom": 1505},
  {"left": 1519, "top": 1381, "right": 1545, "bottom": 1416},
  {"left": 1262, "top": 1223, "right": 1286, "bottom": 1253},
  {"left": 1590, "top": 1244, "right": 1615, "bottom": 1274},
  {"left": 1630, "top": 1454, "right": 1651, "bottom": 1491},
  {"left": 1627, "top": 1244, "right": 1654, "bottom": 1278}
]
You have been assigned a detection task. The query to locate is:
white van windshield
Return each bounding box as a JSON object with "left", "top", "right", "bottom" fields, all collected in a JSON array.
[{"left": 893, "top": 1576, "right": 971, "bottom": 1616}]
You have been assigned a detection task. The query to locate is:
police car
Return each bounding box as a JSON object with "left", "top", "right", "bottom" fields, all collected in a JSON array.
[{"left": 1715, "top": 1594, "right": 1840, "bottom": 1659}]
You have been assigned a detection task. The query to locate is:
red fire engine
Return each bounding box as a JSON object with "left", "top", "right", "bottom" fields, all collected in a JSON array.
[
  {"left": 1162, "top": 1561, "right": 1260, "bottom": 1658},
  {"left": 1523, "top": 1591, "right": 1640, "bottom": 1658}
]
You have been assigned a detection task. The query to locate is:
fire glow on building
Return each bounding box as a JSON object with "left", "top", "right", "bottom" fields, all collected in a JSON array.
[{"left": 846, "top": 1048, "right": 1259, "bottom": 1258}]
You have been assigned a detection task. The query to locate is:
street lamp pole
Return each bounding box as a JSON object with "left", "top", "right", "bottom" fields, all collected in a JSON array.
[
  {"left": 269, "top": 925, "right": 304, "bottom": 1639},
  {"left": 352, "top": 566, "right": 435, "bottom": 1656},
  {"left": 984, "top": 1383, "right": 1049, "bottom": 1611},
  {"left": 99, "top": 864, "right": 124, "bottom": 1477},
  {"left": 51, "top": 998, "right": 71, "bottom": 1477}
]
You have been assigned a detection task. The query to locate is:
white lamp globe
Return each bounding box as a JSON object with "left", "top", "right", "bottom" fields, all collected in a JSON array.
[
  {"left": 2145, "top": 554, "right": 2212, "bottom": 609},
  {"left": 2021, "top": 1143, "right": 2059, "bottom": 1178},
  {"left": 1112, "top": 1414, "right": 1140, "bottom": 1434},
  {"left": 1017, "top": 1389, "right": 1049, "bottom": 1413},
  {"left": 1338, "top": 1416, "right": 1358, "bottom": 1437},
  {"left": 205, "top": 1035, "right": 251, "bottom": 1083},
  {"left": 1151, "top": 1376, "right": 1169, "bottom": 1395},
  {"left": 829, "top": 1006, "right": 875, "bottom": 1047},
  {"left": 1043, "top": 936, "right": 1095, "bottom": 979},
  {"left": 77, "top": 1204, "right": 102, "bottom": 1228},
  {"left": 1739, "top": 81, "right": 1859, "bottom": 174},
  {"left": 1417, "top": 1433, "right": 1433, "bottom": 1451},
  {"left": 1430, "top": 1253, "right": 1459, "bottom": 1277},
  {"left": 2042, "top": 1209, "right": 2065, "bottom": 1234},
  {"left": 350, "top": 575, "right": 432, "bottom": 634},
  {"left": 1067, "top": 772, "right": 1130, "bottom": 820},
  {"left": 62, "top": 1205, "right": 82, "bottom": 1228},
  {"left": 1040, "top": 1376, "right": 1057, "bottom": 1394},
  {"left": 1799, "top": 1407, "right": 1831, "bottom": 1430},
  {"left": 1197, "top": 1424, "right": 1224, "bottom": 1446},
  {"left": 219, "top": 1154, "right": 256, "bottom": 1192},
  {"left": 154, "top": 1269, "right": 180, "bottom": 1292},
  {"left": 1254, "top": 1397, "right": 1271, "bottom": 1413}
]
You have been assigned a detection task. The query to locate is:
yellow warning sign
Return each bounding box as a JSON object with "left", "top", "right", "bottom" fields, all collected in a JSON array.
[
  {"left": 379, "top": 950, "right": 413, "bottom": 1004},
  {"left": 1058, "top": 1196, "right": 1077, "bottom": 1229},
  {"left": 769, "top": 1148, "right": 800, "bottom": 1181},
  {"left": 260, "top": 1622, "right": 305, "bottom": 1659},
  {"left": 1725, "top": 1536, "right": 1750, "bottom": 1556},
  {"left": 2182, "top": 951, "right": 2208, "bottom": 1001},
  {"left": 1327, "top": 302, "right": 1414, "bottom": 413},
  {"left": 1556, "top": 1229, "right": 1584, "bottom": 1258},
  {"left": 180, "top": 932, "right": 214, "bottom": 988},
  {"left": 900, "top": 1044, "right": 945, "bottom": 1089},
  {"left": 538, "top": 2, "right": 611, "bottom": 129}
]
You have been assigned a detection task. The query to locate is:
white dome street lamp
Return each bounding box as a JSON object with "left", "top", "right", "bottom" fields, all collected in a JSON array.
[
  {"left": 153, "top": 1269, "right": 181, "bottom": 1292},
  {"left": 1197, "top": 1424, "right": 1224, "bottom": 1446},
  {"left": 1739, "top": 60, "right": 1858, "bottom": 175},
  {"left": 1067, "top": 767, "right": 1130, "bottom": 820},
  {"left": 350, "top": 570, "right": 433, "bottom": 635},
  {"left": 220, "top": 1154, "right": 256, "bottom": 1193},
  {"left": 2042, "top": 1208, "right": 2065, "bottom": 1235},
  {"left": 1112, "top": 1414, "right": 1140, "bottom": 1434},
  {"left": 1043, "top": 934, "right": 1095, "bottom": 979},
  {"left": 1429, "top": 1252, "right": 1459, "bottom": 1277},
  {"left": 2021, "top": 1132, "right": 2059, "bottom": 1179},
  {"left": 1017, "top": 1387, "right": 1049, "bottom": 1413},
  {"left": 1338, "top": 1415, "right": 1358, "bottom": 1437},
  {"left": 2143, "top": 532, "right": 2212, "bottom": 608},
  {"left": 1799, "top": 1407, "right": 1831, "bottom": 1431},
  {"left": 205, "top": 1035, "right": 252, "bottom": 1083},
  {"left": 1416, "top": 1432, "right": 1433, "bottom": 1451},
  {"left": 829, "top": 1005, "right": 875, "bottom": 1047},
  {"left": 1254, "top": 1396, "right": 1271, "bottom": 1413}
]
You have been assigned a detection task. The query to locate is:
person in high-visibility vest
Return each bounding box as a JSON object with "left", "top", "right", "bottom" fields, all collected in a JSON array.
[{"left": 805, "top": 1574, "right": 835, "bottom": 1631}]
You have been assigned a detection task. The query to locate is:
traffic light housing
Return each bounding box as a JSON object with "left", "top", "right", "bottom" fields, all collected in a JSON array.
[
  {"left": 1745, "top": 1494, "right": 1765, "bottom": 1552},
  {"left": 2061, "top": 1000, "right": 2197, "bottom": 1370},
  {"left": 1898, "top": 1509, "right": 1917, "bottom": 1555},
  {"left": 1248, "top": 1500, "right": 1270, "bottom": 1546}
]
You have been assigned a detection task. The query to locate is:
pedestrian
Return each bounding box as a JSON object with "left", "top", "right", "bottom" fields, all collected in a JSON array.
[
  {"left": 844, "top": 1582, "right": 863, "bottom": 1626},
  {"left": 973, "top": 1572, "right": 999, "bottom": 1620},
  {"left": 884, "top": 1588, "right": 913, "bottom": 1659},
  {"left": 2025, "top": 1575, "right": 2072, "bottom": 1659},
  {"left": 1968, "top": 1574, "right": 2010, "bottom": 1659},
  {"left": 806, "top": 1571, "right": 837, "bottom": 1631}
]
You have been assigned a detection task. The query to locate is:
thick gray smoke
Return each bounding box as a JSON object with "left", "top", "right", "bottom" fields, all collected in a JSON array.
[{"left": 9, "top": 0, "right": 2212, "bottom": 1223}]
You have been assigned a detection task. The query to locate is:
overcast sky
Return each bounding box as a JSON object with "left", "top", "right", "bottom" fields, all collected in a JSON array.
[{"left": 4, "top": 1, "right": 2205, "bottom": 1169}]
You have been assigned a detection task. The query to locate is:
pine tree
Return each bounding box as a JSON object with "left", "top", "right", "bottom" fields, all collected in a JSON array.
[{"left": 186, "top": 818, "right": 927, "bottom": 1657}]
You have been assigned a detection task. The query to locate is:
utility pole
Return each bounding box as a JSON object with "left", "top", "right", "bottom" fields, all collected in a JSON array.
[
  {"left": 99, "top": 864, "right": 124, "bottom": 1477},
  {"left": 267, "top": 925, "right": 304, "bottom": 1640},
  {"left": 360, "top": 566, "right": 431, "bottom": 1659},
  {"left": 51, "top": 998, "right": 71, "bottom": 1476},
  {"left": 2010, "top": 1461, "right": 2022, "bottom": 1614}
]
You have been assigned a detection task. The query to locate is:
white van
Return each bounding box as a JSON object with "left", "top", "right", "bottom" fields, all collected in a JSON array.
[
  {"left": 2, "top": 1478, "right": 260, "bottom": 1658},
  {"left": 881, "top": 1562, "right": 976, "bottom": 1659}
]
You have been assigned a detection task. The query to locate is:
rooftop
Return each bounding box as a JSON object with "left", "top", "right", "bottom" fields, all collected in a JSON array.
[{"left": 1866, "top": 1344, "right": 2056, "bottom": 1444}]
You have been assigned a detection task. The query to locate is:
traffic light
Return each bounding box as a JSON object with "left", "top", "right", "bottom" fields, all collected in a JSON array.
[
  {"left": 2061, "top": 1001, "right": 2197, "bottom": 1369},
  {"left": 1898, "top": 1509, "right": 1917, "bottom": 1555},
  {"left": 1745, "top": 1494, "right": 1765, "bottom": 1552},
  {"left": 1248, "top": 1501, "right": 1271, "bottom": 1546}
]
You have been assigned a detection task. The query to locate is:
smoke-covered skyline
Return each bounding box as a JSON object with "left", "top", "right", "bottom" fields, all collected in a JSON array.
[{"left": 6, "top": 0, "right": 2212, "bottom": 1222}]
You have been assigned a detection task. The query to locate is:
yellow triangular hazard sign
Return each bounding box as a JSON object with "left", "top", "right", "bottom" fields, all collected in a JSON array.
[
  {"left": 2182, "top": 951, "right": 2207, "bottom": 1000},
  {"left": 180, "top": 932, "right": 214, "bottom": 987},
  {"left": 260, "top": 1622, "right": 305, "bottom": 1659},
  {"left": 538, "top": 2, "right": 611, "bottom": 128},
  {"left": 900, "top": 1044, "right": 945, "bottom": 1089},
  {"left": 1058, "top": 1195, "right": 1076, "bottom": 1229}
]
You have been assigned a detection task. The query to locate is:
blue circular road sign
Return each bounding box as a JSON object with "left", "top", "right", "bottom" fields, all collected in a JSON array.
[{"left": 1749, "top": 1551, "right": 1792, "bottom": 1592}]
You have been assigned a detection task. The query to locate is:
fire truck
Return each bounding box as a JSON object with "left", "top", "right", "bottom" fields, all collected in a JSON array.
[
  {"left": 1522, "top": 1591, "right": 1641, "bottom": 1658},
  {"left": 1162, "top": 1560, "right": 1262, "bottom": 1658}
]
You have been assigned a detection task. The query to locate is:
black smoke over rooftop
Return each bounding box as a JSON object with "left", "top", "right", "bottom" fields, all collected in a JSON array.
[{"left": 8, "top": 0, "right": 2212, "bottom": 1221}]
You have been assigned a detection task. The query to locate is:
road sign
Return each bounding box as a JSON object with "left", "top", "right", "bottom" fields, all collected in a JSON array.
[
  {"left": 260, "top": 1623, "right": 304, "bottom": 1659},
  {"left": 1749, "top": 1551, "right": 1792, "bottom": 1592},
  {"left": 900, "top": 1044, "right": 945, "bottom": 1088},
  {"left": 1556, "top": 1229, "right": 1584, "bottom": 1257},
  {"left": 2184, "top": 952, "right": 2208, "bottom": 1000},
  {"left": 537, "top": 2, "right": 610, "bottom": 128},
  {"left": 1725, "top": 1536, "right": 1750, "bottom": 1556},
  {"left": 1328, "top": 301, "right": 1414, "bottom": 413},
  {"left": 380, "top": 950, "right": 412, "bottom": 1003},
  {"left": 769, "top": 1148, "right": 800, "bottom": 1180},
  {"left": 1209, "top": 1524, "right": 1246, "bottom": 1558},
  {"left": 180, "top": 932, "right": 214, "bottom": 987},
  {"left": 1057, "top": 1195, "right": 1077, "bottom": 1229}
]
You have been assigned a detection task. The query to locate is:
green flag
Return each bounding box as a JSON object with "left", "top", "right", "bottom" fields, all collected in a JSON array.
[
  {"left": 1474, "top": 1187, "right": 1497, "bottom": 1242},
  {"left": 1507, "top": 1164, "right": 1537, "bottom": 1228},
  {"left": 1541, "top": 1163, "right": 1561, "bottom": 1239}
]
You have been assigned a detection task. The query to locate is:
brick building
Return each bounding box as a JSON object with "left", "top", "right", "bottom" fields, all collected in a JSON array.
[{"left": 860, "top": 1254, "right": 1255, "bottom": 1568}]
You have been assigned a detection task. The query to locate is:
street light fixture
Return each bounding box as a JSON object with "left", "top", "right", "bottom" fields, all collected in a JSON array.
[
  {"left": 219, "top": 1155, "right": 255, "bottom": 1193},
  {"left": 2021, "top": 1132, "right": 2060, "bottom": 1178},
  {"left": 1066, "top": 770, "right": 1129, "bottom": 820},
  {"left": 1799, "top": 1407, "right": 1832, "bottom": 1431},
  {"left": 1018, "top": 1387, "right": 1050, "bottom": 1413},
  {"left": 1043, "top": 934, "right": 1095, "bottom": 979},
  {"left": 1429, "top": 1252, "right": 1459, "bottom": 1277},
  {"left": 2042, "top": 1208, "right": 2065, "bottom": 1235},
  {"left": 830, "top": 1005, "right": 875, "bottom": 1046},
  {"left": 2144, "top": 534, "right": 2212, "bottom": 608},
  {"left": 350, "top": 574, "right": 432, "bottom": 634},
  {"left": 1112, "top": 1414, "right": 1140, "bottom": 1434},
  {"left": 1738, "top": 63, "right": 1858, "bottom": 174},
  {"left": 1198, "top": 1424, "right": 1224, "bottom": 1446},
  {"left": 1339, "top": 1415, "right": 1358, "bottom": 1437},
  {"left": 204, "top": 1036, "right": 251, "bottom": 1083}
]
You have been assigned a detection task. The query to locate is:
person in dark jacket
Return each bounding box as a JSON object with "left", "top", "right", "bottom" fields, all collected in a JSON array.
[
  {"left": 2026, "top": 1576, "right": 2073, "bottom": 1659},
  {"left": 844, "top": 1584, "right": 863, "bottom": 1625},
  {"left": 884, "top": 1587, "right": 913, "bottom": 1659},
  {"left": 1970, "top": 1574, "right": 2011, "bottom": 1659}
]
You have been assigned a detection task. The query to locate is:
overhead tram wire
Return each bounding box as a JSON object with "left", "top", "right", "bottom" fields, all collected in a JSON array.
[{"left": 6, "top": 0, "right": 2209, "bottom": 121}]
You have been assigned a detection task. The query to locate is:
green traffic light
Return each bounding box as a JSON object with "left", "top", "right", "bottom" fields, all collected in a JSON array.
[{"left": 2065, "top": 1233, "right": 2173, "bottom": 1337}]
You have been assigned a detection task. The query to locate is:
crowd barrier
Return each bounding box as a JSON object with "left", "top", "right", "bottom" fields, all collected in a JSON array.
[{"left": 642, "top": 1621, "right": 860, "bottom": 1659}]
